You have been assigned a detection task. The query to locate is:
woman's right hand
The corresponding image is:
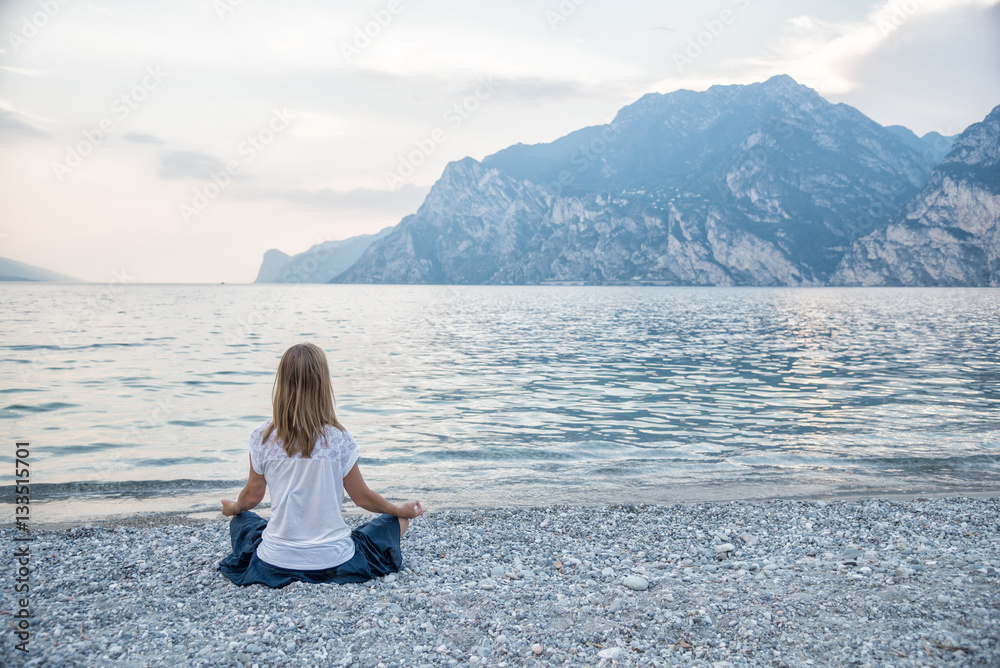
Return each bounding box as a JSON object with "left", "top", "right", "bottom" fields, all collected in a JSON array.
[
  {"left": 396, "top": 500, "right": 426, "bottom": 519},
  {"left": 221, "top": 498, "right": 241, "bottom": 517}
]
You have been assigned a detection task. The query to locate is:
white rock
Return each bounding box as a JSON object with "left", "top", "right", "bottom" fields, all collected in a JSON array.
[
  {"left": 623, "top": 575, "right": 649, "bottom": 591},
  {"left": 715, "top": 543, "right": 736, "bottom": 553},
  {"left": 598, "top": 647, "right": 623, "bottom": 659}
]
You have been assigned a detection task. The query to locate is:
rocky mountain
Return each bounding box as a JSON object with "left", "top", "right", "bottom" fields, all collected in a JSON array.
[
  {"left": 255, "top": 227, "right": 393, "bottom": 283},
  {"left": 333, "top": 75, "right": 952, "bottom": 286},
  {"left": 255, "top": 249, "right": 292, "bottom": 282},
  {"left": 834, "top": 105, "right": 1000, "bottom": 286},
  {"left": 0, "top": 256, "right": 78, "bottom": 282},
  {"left": 884, "top": 126, "right": 955, "bottom": 166}
]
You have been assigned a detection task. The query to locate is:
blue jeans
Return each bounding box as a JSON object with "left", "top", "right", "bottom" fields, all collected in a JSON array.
[{"left": 219, "top": 511, "right": 403, "bottom": 588}]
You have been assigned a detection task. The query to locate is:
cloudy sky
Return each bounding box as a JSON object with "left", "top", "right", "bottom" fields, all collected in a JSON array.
[{"left": 0, "top": 0, "right": 997, "bottom": 283}]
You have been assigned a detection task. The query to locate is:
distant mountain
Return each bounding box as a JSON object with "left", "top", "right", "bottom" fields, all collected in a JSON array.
[
  {"left": 334, "top": 75, "right": 950, "bottom": 286},
  {"left": 884, "top": 126, "right": 956, "bottom": 166},
  {"left": 834, "top": 105, "right": 1000, "bottom": 286},
  {"left": 0, "top": 256, "right": 78, "bottom": 282},
  {"left": 255, "top": 249, "right": 291, "bottom": 283},
  {"left": 255, "top": 227, "right": 394, "bottom": 283}
]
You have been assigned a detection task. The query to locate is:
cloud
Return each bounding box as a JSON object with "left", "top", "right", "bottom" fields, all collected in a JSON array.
[
  {"left": 245, "top": 184, "right": 431, "bottom": 214},
  {"left": 354, "top": 68, "right": 633, "bottom": 105},
  {"left": 648, "top": 0, "right": 1000, "bottom": 97},
  {"left": 0, "top": 101, "right": 49, "bottom": 138},
  {"left": 83, "top": 4, "right": 113, "bottom": 17},
  {"left": 0, "top": 110, "right": 46, "bottom": 138},
  {"left": 0, "top": 66, "right": 48, "bottom": 76},
  {"left": 158, "top": 150, "right": 226, "bottom": 180},
  {"left": 285, "top": 110, "right": 353, "bottom": 138},
  {"left": 123, "top": 132, "right": 165, "bottom": 144},
  {"left": 488, "top": 77, "right": 620, "bottom": 103}
]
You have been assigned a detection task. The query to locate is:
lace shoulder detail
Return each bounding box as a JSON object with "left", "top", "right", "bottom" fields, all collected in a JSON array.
[{"left": 248, "top": 421, "right": 359, "bottom": 472}]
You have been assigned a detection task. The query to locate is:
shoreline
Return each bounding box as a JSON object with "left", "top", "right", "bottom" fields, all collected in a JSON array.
[
  {"left": 8, "top": 487, "right": 1000, "bottom": 531},
  {"left": 2, "top": 495, "right": 998, "bottom": 666}
]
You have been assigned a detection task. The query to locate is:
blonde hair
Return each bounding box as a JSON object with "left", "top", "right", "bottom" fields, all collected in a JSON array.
[{"left": 262, "top": 342, "right": 346, "bottom": 458}]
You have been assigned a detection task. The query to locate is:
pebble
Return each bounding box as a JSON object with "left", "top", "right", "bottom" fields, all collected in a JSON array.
[
  {"left": 2, "top": 497, "right": 997, "bottom": 668},
  {"left": 598, "top": 647, "right": 623, "bottom": 659}
]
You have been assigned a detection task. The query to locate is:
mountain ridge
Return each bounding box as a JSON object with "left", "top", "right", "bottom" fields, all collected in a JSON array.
[
  {"left": 0, "top": 256, "right": 79, "bottom": 282},
  {"left": 334, "top": 75, "right": 953, "bottom": 285},
  {"left": 833, "top": 104, "right": 1000, "bottom": 286},
  {"left": 255, "top": 227, "right": 394, "bottom": 283}
]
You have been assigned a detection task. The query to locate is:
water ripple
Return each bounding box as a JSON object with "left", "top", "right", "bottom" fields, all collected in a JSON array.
[{"left": 0, "top": 284, "right": 997, "bottom": 510}]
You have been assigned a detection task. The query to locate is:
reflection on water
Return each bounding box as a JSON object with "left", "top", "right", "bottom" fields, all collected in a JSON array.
[{"left": 1, "top": 284, "right": 998, "bottom": 519}]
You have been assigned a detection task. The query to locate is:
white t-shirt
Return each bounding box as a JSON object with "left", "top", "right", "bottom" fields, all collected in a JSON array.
[{"left": 248, "top": 419, "right": 360, "bottom": 570}]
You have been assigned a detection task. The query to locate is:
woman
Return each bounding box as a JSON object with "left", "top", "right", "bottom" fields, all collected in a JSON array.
[{"left": 219, "top": 342, "right": 424, "bottom": 588}]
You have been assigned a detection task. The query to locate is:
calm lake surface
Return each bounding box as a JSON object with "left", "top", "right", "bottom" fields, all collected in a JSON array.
[{"left": 2, "top": 284, "right": 999, "bottom": 522}]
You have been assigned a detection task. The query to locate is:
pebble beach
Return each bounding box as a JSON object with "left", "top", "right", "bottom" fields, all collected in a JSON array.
[{"left": 3, "top": 496, "right": 998, "bottom": 667}]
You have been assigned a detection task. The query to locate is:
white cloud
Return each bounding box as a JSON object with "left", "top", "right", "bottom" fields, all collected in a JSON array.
[
  {"left": 0, "top": 98, "right": 52, "bottom": 127},
  {"left": 648, "top": 0, "right": 1000, "bottom": 96},
  {"left": 285, "top": 110, "right": 354, "bottom": 139},
  {"left": 0, "top": 65, "right": 48, "bottom": 76},
  {"left": 83, "top": 4, "right": 114, "bottom": 17}
]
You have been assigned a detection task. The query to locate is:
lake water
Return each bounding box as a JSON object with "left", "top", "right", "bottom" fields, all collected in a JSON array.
[{"left": 2, "top": 283, "right": 999, "bottom": 523}]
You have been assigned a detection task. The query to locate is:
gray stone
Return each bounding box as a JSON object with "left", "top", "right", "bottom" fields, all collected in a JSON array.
[{"left": 623, "top": 575, "right": 649, "bottom": 591}]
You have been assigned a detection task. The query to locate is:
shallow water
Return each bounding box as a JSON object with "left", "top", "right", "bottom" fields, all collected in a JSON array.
[{"left": 2, "top": 283, "right": 998, "bottom": 522}]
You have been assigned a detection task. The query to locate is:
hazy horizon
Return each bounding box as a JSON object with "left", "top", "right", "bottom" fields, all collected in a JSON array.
[{"left": 1, "top": 0, "right": 998, "bottom": 283}]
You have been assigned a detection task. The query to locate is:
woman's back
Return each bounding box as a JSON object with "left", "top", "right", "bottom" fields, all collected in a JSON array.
[
  {"left": 249, "top": 420, "right": 360, "bottom": 570},
  {"left": 219, "top": 342, "right": 423, "bottom": 588}
]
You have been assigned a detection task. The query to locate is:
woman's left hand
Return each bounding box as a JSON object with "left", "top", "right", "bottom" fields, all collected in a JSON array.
[{"left": 396, "top": 500, "right": 426, "bottom": 519}]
